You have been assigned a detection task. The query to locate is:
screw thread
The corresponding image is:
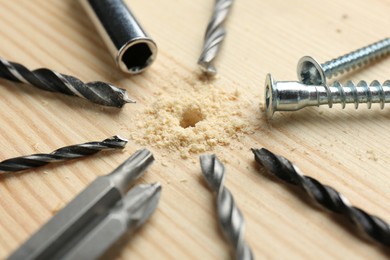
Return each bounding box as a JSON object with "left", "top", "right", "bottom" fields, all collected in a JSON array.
[
  {"left": 322, "top": 38, "right": 390, "bottom": 79},
  {"left": 323, "top": 80, "right": 390, "bottom": 109}
]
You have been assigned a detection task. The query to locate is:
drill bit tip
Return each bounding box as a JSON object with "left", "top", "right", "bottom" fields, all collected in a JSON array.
[{"left": 252, "top": 147, "right": 390, "bottom": 247}]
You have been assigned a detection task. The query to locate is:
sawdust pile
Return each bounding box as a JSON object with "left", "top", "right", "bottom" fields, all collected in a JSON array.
[{"left": 130, "top": 83, "right": 255, "bottom": 158}]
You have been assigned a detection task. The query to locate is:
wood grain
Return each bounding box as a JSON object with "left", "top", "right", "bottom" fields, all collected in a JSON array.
[{"left": 0, "top": 0, "right": 389, "bottom": 259}]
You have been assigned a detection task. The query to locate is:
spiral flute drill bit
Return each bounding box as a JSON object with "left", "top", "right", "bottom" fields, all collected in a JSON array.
[
  {"left": 200, "top": 154, "right": 254, "bottom": 260},
  {"left": 252, "top": 148, "right": 390, "bottom": 247},
  {"left": 0, "top": 57, "right": 135, "bottom": 107},
  {"left": 198, "top": 0, "right": 234, "bottom": 76},
  {"left": 0, "top": 135, "right": 128, "bottom": 173}
]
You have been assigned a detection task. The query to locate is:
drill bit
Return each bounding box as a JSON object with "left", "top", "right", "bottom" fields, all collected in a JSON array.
[
  {"left": 252, "top": 148, "right": 390, "bottom": 247},
  {"left": 8, "top": 148, "right": 154, "bottom": 260},
  {"left": 0, "top": 135, "right": 128, "bottom": 173},
  {"left": 62, "top": 183, "right": 162, "bottom": 260},
  {"left": 0, "top": 57, "right": 135, "bottom": 107},
  {"left": 197, "top": 0, "right": 234, "bottom": 76},
  {"left": 200, "top": 154, "right": 254, "bottom": 260}
]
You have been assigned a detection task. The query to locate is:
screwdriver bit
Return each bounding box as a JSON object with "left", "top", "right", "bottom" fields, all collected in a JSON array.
[
  {"left": 200, "top": 154, "right": 254, "bottom": 260},
  {"left": 0, "top": 57, "right": 135, "bottom": 107},
  {"left": 62, "top": 183, "right": 162, "bottom": 260},
  {"left": 0, "top": 135, "right": 127, "bottom": 173},
  {"left": 198, "top": 0, "right": 234, "bottom": 76},
  {"left": 8, "top": 148, "right": 154, "bottom": 260},
  {"left": 252, "top": 148, "right": 390, "bottom": 247}
]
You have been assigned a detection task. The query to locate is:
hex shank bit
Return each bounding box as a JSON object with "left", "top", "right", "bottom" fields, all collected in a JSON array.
[
  {"left": 8, "top": 149, "right": 154, "bottom": 260},
  {"left": 200, "top": 154, "right": 254, "bottom": 260},
  {"left": 198, "top": 0, "right": 234, "bottom": 76},
  {"left": 0, "top": 135, "right": 128, "bottom": 173},
  {"left": 252, "top": 148, "right": 390, "bottom": 247},
  {"left": 0, "top": 57, "right": 135, "bottom": 107},
  {"left": 62, "top": 183, "right": 162, "bottom": 260}
]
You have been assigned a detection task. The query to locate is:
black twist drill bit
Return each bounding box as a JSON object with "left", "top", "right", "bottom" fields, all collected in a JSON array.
[
  {"left": 200, "top": 154, "right": 254, "bottom": 260},
  {"left": 0, "top": 135, "right": 128, "bottom": 173},
  {"left": 0, "top": 57, "right": 135, "bottom": 107},
  {"left": 252, "top": 148, "right": 390, "bottom": 247}
]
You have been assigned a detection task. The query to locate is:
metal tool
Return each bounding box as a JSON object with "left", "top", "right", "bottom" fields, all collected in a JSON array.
[
  {"left": 264, "top": 73, "right": 390, "bottom": 118},
  {"left": 62, "top": 183, "right": 161, "bottom": 260},
  {"left": 80, "top": 0, "right": 157, "bottom": 74},
  {"left": 0, "top": 135, "right": 127, "bottom": 173},
  {"left": 200, "top": 154, "right": 254, "bottom": 260},
  {"left": 252, "top": 148, "right": 390, "bottom": 247},
  {"left": 198, "top": 0, "right": 234, "bottom": 76},
  {"left": 297, "top": 38, "right": 390, "bottom": 85},
  {"left": 8, "top": 148, "right": 154, "bottom": 260},
  {"left": 0, "top": 57, "right": 134, "bottom": 107}
]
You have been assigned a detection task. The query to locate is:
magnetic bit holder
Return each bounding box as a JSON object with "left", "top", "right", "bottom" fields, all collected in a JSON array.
[{"left": 80, "top": 0, "right": 157, "bottom": 74}]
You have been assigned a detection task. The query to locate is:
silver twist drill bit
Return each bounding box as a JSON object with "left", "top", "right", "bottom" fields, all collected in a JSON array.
[
  {"left": 62, "top": 183, "right": 162, "bottom": 260},
  {"left": 0, "top": 135, "right": 127, "bottom": 173},
  {"left": 0, "top": 57, "right": 135, "bottom": 107},
  {"left": 265, "top": 74, "right": 390, "bottom": 118},
  {"left": 8, "top": 148, "right": 154, "bottom": 260},
  {"left": 200, "top": 154, "right": 254, "bottom": 260},
  {"left": 297, "top": 38, "right": 390, "bottom": 85},
  {"left": 252, "top": 148, "right": 390, "bottom": 247},
  {"left": 198, "top": 0, "right": 234, "bottom": 76}
]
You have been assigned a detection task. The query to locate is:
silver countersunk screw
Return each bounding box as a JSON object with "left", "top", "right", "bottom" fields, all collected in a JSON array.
[
  {"left": 264, "top": 73, "right": 390, "bottom": 118},
  {"left": 297, "top": 38, "right": 390, "bottom": 85}
]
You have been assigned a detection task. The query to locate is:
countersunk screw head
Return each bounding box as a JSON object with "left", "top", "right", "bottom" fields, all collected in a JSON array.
[
  {"left": 297, "top": 56, "right": 326, "bottom": 85},
  {"left": 265, "top": 73, "right": 277, "bottom": 119}
]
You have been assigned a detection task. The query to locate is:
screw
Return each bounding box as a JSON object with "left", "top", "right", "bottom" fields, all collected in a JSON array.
[
  {"left": 265, "top": 73, "right": 390, "bottom": 118},
  {"left": 297, "top": 38, "right": 390, "bottom": 85}
]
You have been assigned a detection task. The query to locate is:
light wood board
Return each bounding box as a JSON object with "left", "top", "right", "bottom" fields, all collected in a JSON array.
[{"left": 0, "top": 0, "right": 389, "bottom": 259}]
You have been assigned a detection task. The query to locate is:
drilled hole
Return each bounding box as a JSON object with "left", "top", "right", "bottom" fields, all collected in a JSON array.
[{"left": 180, "top": 107, "right": 204, "bottom": 128}]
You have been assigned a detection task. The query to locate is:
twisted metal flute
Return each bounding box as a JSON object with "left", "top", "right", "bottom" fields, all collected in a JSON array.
[
  {"left": 200, "top": 154, "right": 254, "bottom": 260},
  {"left": 198, "top": 0, "right": 234, "bottom": 76},
  {"left": 252, "top": 148, "right": 390, "bottom": 247},
  {"left": 0, "top": 135, "right": 127, "bottom": 173},
  {"left": 0, "top": 57, "right": 135, "bottom": 107}
]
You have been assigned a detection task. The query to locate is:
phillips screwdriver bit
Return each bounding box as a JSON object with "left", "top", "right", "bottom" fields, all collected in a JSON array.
[
  {"left": 198, "top": 0, "right": 234, "bottom": 76},
  {"left": 252, "top": 148, "right": 390, "bottom": 247},
  {"left": 0, "top": 135, "right": 127, "bottom": 173},
  {"left": 200, "top": 154, "right": 254, "bottom": 260},
  {"left": 62, "top": 183, "right": 162, "bottom": 260},
  {"left": 0, "top": 57, "right": 135, "bottom": 107},
  {"left": 8, "top": 148, "right": 154, "bottom": 260}
]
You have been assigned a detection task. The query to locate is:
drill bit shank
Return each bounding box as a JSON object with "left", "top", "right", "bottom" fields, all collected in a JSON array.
[
  {"left": 198, "top": 0, "right": 234, "bottom": 76},
  {"left": 62, "top": 183, "right": 162, "bottom": 260},
  {"left": 8, "top": 149, "right": 154, "bottom": 260},
  {"left": 252, "top": 148, "right": 390, "bottom": 247},
  {"left": 200, "top": 154, "right": 253, "bottom": 260},
  {"left": 0, "top": 135, "right": 127, "bottom": 173},
  {"left": 0, "top": 57, "right": 135, "bottom": 107}
]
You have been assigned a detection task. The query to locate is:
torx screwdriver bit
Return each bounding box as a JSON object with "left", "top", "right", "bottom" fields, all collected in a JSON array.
[
  {"left": 62, "top": 183, "right": 162, "bottom": 260},
  {"left": 0, "top": 57, "right": 135, "bottom": 107},
  {"left": 200, "top": 154, "right": 254, "bottom": 260},
  {"left": 198, "top": 0, "right": 234, "bottom": 76},
  {"left": 252, "top": 148, "right": 390, "bottom": 247},
  {"left": 0, "top": 135, "right": 127, "bottom": 173},
  {"left": 8, "top": 148, "right": 154, "bottom": 260}
]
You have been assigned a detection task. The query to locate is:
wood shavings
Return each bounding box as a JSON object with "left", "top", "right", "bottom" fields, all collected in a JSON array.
[{"left": 130, "top": 83, "right": 255, "bottom": 158}]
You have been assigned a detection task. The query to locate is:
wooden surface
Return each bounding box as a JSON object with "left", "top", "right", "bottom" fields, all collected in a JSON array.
[{"left": 0, "top": 0, "right": 389, "bottom": 259}]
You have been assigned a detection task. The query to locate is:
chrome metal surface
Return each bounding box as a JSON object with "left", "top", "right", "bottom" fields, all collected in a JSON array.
[
  {"left": 297, "top": 38, "right": 390, "bottom": 85},
  {"left": 80, "top": 0, "right": 157, "bottom": 74},
  {"left": 8, "top": 149, "right": 154, "bottom": 260},
  {"left": 265, "top": 74, "right": 390, "bottom": 118},
  {"left": 62, "top": 183, "right": 161, "bottom": 260}
]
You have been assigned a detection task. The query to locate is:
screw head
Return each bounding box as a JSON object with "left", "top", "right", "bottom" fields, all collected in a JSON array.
[
  {"left": 297, "top": 56, "right": 326, "bottom": 85},
  {"left": 265, "top": 74, "right": 277, "bottom": 119}
]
